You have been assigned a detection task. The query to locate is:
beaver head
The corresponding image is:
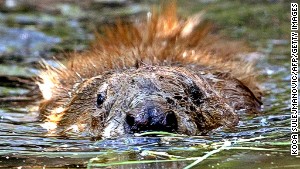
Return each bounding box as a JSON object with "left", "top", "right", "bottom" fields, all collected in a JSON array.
[
  {"left": 37, "top": 3, "right": 261, "bottom": 139},
  {"left": 47, "top": 65, "right": 237, "bottom": 138}
]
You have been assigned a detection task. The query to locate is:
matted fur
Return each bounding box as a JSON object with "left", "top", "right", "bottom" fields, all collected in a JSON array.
[{"left": 37, "top": 3, "right": 261, "bottom": 135}]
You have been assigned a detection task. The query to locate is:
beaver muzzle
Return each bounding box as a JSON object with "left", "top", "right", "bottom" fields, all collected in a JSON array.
[{"left": 126, "top": 106, "right": 178, "bottom": 133}]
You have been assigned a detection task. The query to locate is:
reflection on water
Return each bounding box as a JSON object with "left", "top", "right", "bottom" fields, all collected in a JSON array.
[
  {"left": 0, "top": 26, "right": 61, "bottom": 59},
  {"left": 0, "top": 1, "right": 296, "bottom": 169}
]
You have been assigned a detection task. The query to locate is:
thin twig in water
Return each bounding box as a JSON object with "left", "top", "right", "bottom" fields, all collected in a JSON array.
[{"left": 183, "top": 141, "right": 231, "bottom": 169}]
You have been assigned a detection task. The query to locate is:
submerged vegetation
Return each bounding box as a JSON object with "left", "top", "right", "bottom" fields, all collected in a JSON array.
[{"left": 88, "top": 133, "right": 289, "bottom": 169}]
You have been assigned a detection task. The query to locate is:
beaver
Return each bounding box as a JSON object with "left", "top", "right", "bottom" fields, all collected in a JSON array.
[{"left": 37, "top": 3, "right": 262, "bottom": 138}]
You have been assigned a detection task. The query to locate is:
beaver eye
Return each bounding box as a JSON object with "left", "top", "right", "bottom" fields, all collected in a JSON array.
[
  {"left": 96, "top": 94, "right": 105, "bottom": 108},
  {"left": 189, "top": 84, "right": 204, "bottom": 106}
]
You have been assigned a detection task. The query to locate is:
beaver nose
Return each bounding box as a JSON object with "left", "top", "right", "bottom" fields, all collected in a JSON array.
[{"left": 126, "top": 107, "right": 178, "bottom": 133}]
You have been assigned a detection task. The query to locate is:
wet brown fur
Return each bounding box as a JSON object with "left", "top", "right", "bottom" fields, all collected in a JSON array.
[{"left": 38, "top": 2, "right": 262, "bottom": 138}]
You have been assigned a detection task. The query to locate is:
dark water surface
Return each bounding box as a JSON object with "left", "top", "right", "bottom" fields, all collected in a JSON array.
[{"left": 0, "top": 1, "right": 297, "bottom": 168}]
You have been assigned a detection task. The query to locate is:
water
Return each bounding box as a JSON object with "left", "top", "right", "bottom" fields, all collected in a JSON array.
[{"left": 0, "top": 1, "right": 297, "bottom": 168}]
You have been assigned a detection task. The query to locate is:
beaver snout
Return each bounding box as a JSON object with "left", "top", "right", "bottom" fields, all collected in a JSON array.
[{"left": 126, "top": 106, "right": 178, "bottom": 133}]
